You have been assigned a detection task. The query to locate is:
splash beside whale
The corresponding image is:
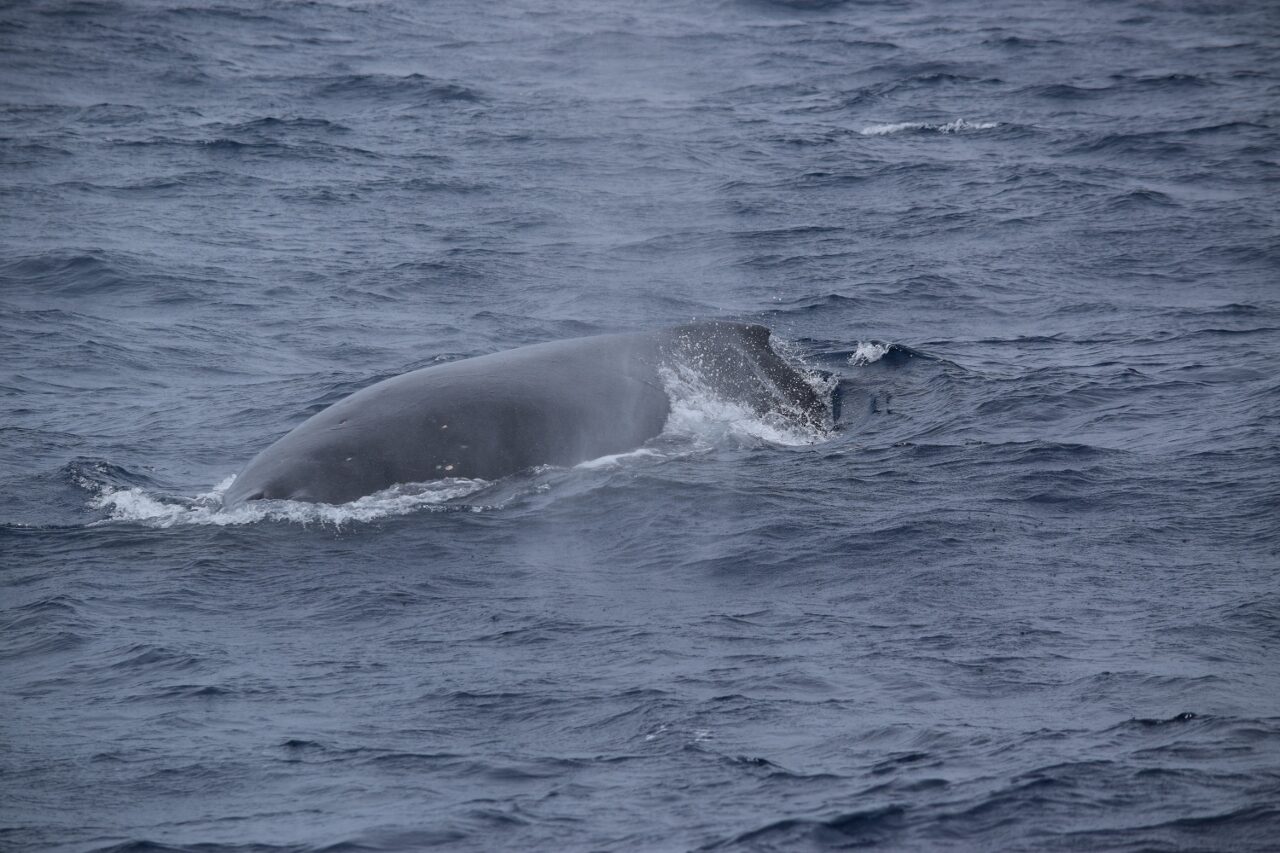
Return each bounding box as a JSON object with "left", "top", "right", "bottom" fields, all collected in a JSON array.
[{"left": 221, "top": 322, "right": 827, "bottom": 507}]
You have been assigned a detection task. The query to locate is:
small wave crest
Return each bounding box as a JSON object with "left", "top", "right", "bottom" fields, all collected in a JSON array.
[
  {"left": 860, "top": 119, "right": 999, "bottom": 136},
  {"left": 848, "top": 341, "right": 893, "bottom": 366},
  {"left": 575, "top": 448, "right": 664, "bottom": 470},
  {"left": 85, "top": 476, "right": 491, "bottom": 528}
]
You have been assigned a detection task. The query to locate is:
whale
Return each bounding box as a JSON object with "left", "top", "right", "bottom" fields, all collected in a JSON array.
[{"left": 221, "top": 321, "right": 827, "bottom": 507}]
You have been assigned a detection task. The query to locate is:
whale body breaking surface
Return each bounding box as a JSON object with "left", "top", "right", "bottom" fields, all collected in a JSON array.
[{"left": 222, "top": 322, "right": 828, "bottom": 507}]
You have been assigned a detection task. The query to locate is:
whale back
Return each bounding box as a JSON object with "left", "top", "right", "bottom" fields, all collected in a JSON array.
[{"left": 222, "top": 322, "right": 825, "bottom": 506}]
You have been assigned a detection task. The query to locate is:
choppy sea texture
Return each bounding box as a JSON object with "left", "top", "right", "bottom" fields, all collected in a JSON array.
[{"left": 2, "top": 0, "right": 1278, "bottom": 850}]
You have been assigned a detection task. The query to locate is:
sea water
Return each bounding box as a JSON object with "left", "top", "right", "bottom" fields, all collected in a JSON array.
[{"left": 2, "top": 0, "right": 1278, "bottom": 849}]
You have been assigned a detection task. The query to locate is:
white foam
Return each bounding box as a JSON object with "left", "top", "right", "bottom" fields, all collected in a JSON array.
[
  {"left": 860, "top": 121, "right": 927, "bottom": 136},
  {"left": 658, "top": 362, "right": 832, "bottom": 449},
  {"left": 87, "top": 476, "right": 491, "bottom": 528},
  {"left": 939, "top": 118, "right": 998, "bottom": 133},
  {"left": 576, "top": 447, "right": 663, "bottom": 470},
  {"left": 849, "top": 341, "right": 892, "bottom": 366},
  {"left": 860, "top": 118, "right": 998, "bottom": 136}
]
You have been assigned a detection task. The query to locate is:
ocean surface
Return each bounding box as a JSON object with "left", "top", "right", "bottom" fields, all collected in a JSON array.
[{"left": 2, "top": 0, "right": 1279, "bottom": 850}]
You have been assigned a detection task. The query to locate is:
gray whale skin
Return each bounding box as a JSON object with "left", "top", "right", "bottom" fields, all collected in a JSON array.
[{"left": 222, "top": 321, "right": 825, "bottom": 507}]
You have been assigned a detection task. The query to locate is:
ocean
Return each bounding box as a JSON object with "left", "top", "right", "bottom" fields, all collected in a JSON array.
[{"left": 2, "top": 0, "right": 1278, "bottom": 850}]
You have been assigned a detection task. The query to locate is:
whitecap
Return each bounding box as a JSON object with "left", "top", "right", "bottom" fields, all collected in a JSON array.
[
  {"left": 848, "top": 341, "right": 892, "bottom": 366},
  {"left": 575, "top": 447, "right": 664, "bottom": 470},
  {"left": 859, "top": 121, "right": 928, "bottom": 136},
  {"left": 86, "top": 475, "right": 491, "bottom": 528},
  {"left": 859, "top": 118, "right": 998, "bottom": 136}
]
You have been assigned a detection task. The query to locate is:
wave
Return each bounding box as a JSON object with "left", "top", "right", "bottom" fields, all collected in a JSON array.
[
  {"left": 1021, "top": 83, "right": 1111, "bottom": 100},
  {"left": 51, "top": 171, "right": 255, "bottom": 197},
  {"left": 737, "top": 0, "right": 855, "bottom": 10},
  {"left": 1110, "top": 71, "right": 1215, "bottom": 89},
  {"left": 1068, "top": 131, "right": 1193, "bottom": 157},
  {"left": 847, "top": 341, "right": 892, "bottom": 366},
  {"left": 859, "top": 119, "right": 999, "bottom": 136},
  {"left": 86, "top": 476, "right": 493, "bottom": 528},
  {"left": 215, "top": 116, "right": 351, "bottom": 135},
  {"left": 312, "top": 73, "right": 483, "bottom": 104},
  {"left": 1, "top": 250, "right": 141, "bottom": 295},
  {"left": 706, "top": 805, "right": 906, "bottom": 849}
]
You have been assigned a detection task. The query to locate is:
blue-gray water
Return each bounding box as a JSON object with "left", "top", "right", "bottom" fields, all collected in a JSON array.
[{"left": 2, "top": 0, "right": 1279, "bottom": 850}]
